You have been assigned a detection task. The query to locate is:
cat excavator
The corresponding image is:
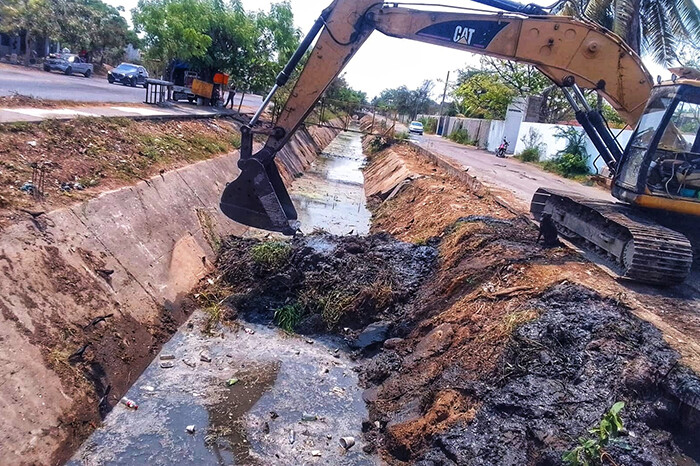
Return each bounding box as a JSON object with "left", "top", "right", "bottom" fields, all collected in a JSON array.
[{"left": 220, "top": 0, "right": 700, "bottom": 286}]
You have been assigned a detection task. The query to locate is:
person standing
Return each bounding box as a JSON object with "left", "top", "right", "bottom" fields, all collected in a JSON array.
[{"left": 225, "top": 83, "right": 237, "bottom": 109}]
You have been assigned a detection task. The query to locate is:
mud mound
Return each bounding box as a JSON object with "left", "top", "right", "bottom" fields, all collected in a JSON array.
[
  {"left": 217, "top": 233, "right": 437, "bottom": 335},
  {"left": 416, "top": 283, "right": 699, "bottom": 465}
]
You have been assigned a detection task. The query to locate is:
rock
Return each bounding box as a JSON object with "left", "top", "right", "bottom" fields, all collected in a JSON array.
[
  {"left": 354, "top": 321, "right": 391, "bottom": 349},
  {"left": 406, "top": 324, "right": 454, "bottom": 365},
  {"left": 311, "top": 450, "right": 321, "bottom": 457},
  {"left": 160, "top": 361, "right": 174, "bottom": 369},
  {"left": 301, "top": 412, "right": 317, "bottom": 421},
  {"left": 200, "top": 352, "right": 212, "bottom": 363},
  {"left": 159, "top": 354, "right": 175, "bottom": 361},
  {"left": 186, "top": 425, "right": 196, "bottom": 434},
  {"left": 383, "top": 338, "right": 404, "bottom": 350}
]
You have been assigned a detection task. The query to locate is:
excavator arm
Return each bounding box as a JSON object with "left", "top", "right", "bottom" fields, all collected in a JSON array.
[{"left": 220, "top": 0, "right": 653, "bottom": 235}]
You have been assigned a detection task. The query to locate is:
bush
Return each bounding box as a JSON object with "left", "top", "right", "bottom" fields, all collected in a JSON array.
[
  {"left": 550, "top": 126, "right": 590, "bottom": 177},
  {"left": 517, "top": 128, "right": 545, "bottom": 162},
  {"left": 419, "top": 117, "right": 437, "bottom": 134},
  {"left": 448, "top": 128, "right": 476, "bottom": 146},
  {"left": 519, "top": 147, "right": 540, "bottom": 162}
]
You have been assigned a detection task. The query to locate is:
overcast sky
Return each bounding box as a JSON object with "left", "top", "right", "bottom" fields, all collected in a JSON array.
[{"left": 107, "top": 0, "right": 686, "bottom": 99}]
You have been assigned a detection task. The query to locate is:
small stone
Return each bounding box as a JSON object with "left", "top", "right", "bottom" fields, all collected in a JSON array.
[
  {"left": 186, "top": 425, "right": 196, "bottom": 434},
  {"left": 262, "top": 422, "right": 270, "bottom": 434},
  {"left": 305, "top": 339, "right": 314, "bottom": 345},
  {"left": 311, "top": 450, "right": 321, "bottom": 457},
  {"left": 183, "top": 358, "right": 196, "bottom": 368},
  {"left": 301, "top": 413, "right": 317, "bottom": 421},
  {"left": 159, "top": 354, "right": 175, "bottom": 361},
  {"left": 200, "top": 352, "right": 212, "bottom": 363},
  {"left": 160, "top": 361, "right": 174, "bottom": 369},
  {"left": 142, "top": 386, "right": 155, "bottom": 392},
  {"left": 270, "top": 411, "right": 279, "bottom": 419},
  {"left": 244, "top": 328, "right": 255, "bottom": 335}
]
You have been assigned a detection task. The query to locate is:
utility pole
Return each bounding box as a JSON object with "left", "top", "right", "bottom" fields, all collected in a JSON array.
[{"left": 437, "top": 71, "right": 450, "bottom": 136}]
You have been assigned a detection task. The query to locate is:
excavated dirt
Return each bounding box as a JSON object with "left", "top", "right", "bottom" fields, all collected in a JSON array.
[{"left": 212, "top": 142, "right": 700, "bottom": 465}]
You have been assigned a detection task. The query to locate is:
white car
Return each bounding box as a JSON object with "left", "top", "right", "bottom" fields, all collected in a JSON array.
[{"left": 409, "top": 121, "right": 424, "bottom": 135}]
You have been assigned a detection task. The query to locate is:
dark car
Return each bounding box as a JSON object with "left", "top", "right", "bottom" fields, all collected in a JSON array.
[{"left": 108, "top": 63, "right": 149, "bottom": 88}]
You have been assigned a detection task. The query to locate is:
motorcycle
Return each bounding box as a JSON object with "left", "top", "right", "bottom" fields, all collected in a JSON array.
[{"left": 496, "top": 137, "right": 509, "bottom": 158}]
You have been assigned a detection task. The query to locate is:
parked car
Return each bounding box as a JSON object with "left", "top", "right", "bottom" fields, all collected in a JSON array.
[
  {"left": 409, "top": 121, "right": 424, "bottom": 135},
  {"left": 43, "top": 54, "right": 93, "bottom": 77},
  {"left": 108, "top": 63, "right": 149, "bottom": 88}
]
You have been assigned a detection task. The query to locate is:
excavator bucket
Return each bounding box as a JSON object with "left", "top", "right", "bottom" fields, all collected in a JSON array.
[{"left": 220, "top": 156, "right": 300, "bottom": 236}]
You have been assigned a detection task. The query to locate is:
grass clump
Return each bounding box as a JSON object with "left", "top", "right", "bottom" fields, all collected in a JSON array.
[
  {"left": 274, "top": 302, "right": 304, "bottom": 332},
  {"left": 518, "top": 147, "right": 540, "bottom": 162},
  {"left": 251, "top": 241, "right": 291, "bottom": 271}
]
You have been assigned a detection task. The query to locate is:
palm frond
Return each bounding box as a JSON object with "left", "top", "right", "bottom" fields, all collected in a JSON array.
[
  {"left": 671, "top": 0, "right": 700, "bottom": 39},
  {"left": 613, "top": 0, "right": 639, "bottom": 38},
  {"left": 642, "top": 0, "right": 679, "bottom": 64}
]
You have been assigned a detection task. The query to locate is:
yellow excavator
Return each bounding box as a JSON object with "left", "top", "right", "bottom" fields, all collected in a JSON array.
[{"left": 220, "top": 0, "right": 700, "bottom": 286}]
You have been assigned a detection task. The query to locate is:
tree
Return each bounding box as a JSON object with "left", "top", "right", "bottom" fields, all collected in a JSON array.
[
  {"left": 558, "top": 0, "right": 700, "bottom": 65},
  {"left": 372, "top": 81, "right": 436, "bottom": 119},
  {"left": 0, "top": 0, "right": 59, "bottom": 65},
  {"left": 453, "top": 69, "right": 515, "bottom": 119}
]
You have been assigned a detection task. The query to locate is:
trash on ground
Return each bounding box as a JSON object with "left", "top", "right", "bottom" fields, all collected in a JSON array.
[
  {"left": 141, "top": 386, "right": 155, "bottom": 392},
  {"left": 200, "top": 352, "right": 212, "bottom": 363},
  {"left": 226, "top": 378, "right": 239, "bottom": 386},
  {"left": 159, "top": 354, "right": 175, "bottom": 361},
  {"left": 301, "top": 413, "right": 317, "bottom": 421},
  {"left": 339, "top": 436, "right": 355, "bottom": 450},
  {"left": 186, "top": 425, "right": 196, "bottom": 434},
  {"left": 311, "top": 450, "right": 321, "bottom": 457},
  {"left": 120, "top": 398, "right": 138, "bottom": 410},
  {"left": 160, "top": 361, "right": 174, "bottom": 369},
  {"left": 183, "top": 358, "right": 196, "bottom": 368},
  {"left": 244, "top": 328, "right": 255, "bottom": 335},
  {"left": 289, "top": 429, "right": 295, "bottom": 444}
]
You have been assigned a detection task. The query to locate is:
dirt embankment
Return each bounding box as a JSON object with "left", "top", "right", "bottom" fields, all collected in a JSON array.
[
  {"left": 0, "top": 119, "right": 341, "bottom": 465},
  {"left": 214, "top": 142, "right": 700, "bottom": 465}
]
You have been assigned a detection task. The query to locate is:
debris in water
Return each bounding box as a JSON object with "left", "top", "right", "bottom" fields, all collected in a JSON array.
[
  {"left": 301, "top": 413, "right": 317, "bottom": 421},
  {"left": 160, "top": 361, "right": 174, "bottom": 369},
  {"left": 311, "top": 450, "right": 321, "bottom": 457},
  {"left": 141, "top": 386, "right": 155, "bottom": 392},
  {"left": 200, "top": 352, "right": 212, "bottom": 363},
  {"left": 289, "top": 429, "right": 295, "bottom": 444},
  {"left": 305, "top": 339, "right": 314, "bottom": 345},
  {"left": 159, "top": 354, "right": 175, "bottom": 361},
  {"left": 262, "top": 422, "right": 270, "bottom": 434},
  {"left": 183, "top": 358, "right": 196, "bottom": 368},
  {"left": 270, "top": 411, "right": 279, "bottom": 419},
  {"left": 244, "top": 328, "right": 255, "bottom": 335},
  {"left": 339, "top": 437, "right": 355, "bottom": 450},
  {"left": 186, "top": 425, "right": 196, "bottom": 434},
  {"left": 120, "top": 398, "right": 138, "bottom": 410},
  {"left": 226, "top": 378, "right": 239, "bottom": 386}
]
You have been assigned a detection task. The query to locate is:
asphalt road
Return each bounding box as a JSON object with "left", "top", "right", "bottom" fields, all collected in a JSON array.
[
  {"left": 0, "top": 63, "right": 262, "bottom": 107},
  {"left": 413, "top": 133, "right": 614, "bottom": 209}
]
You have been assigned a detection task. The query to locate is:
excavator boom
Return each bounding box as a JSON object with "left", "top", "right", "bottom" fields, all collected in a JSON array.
[{"left": 220, "top": 0, "right": 653, "bottom": 235}]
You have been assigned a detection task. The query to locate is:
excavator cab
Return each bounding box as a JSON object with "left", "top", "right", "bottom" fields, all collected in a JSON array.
[{"left": 613, "top": 82, "right": 700, "bottom": 218}]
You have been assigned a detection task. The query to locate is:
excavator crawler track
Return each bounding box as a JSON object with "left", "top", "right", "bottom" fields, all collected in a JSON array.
[{"left": 531, "top": 188, "right": 693, "bottom": 285}]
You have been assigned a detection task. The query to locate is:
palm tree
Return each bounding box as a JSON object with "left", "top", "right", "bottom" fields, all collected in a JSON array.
[{"left": 557, "top": 0, "right": 700, "bottom": 66}]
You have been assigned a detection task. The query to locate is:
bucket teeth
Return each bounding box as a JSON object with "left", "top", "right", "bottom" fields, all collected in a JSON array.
[{"left": 220, "top": 158, "right": 299, "bottom": 235}]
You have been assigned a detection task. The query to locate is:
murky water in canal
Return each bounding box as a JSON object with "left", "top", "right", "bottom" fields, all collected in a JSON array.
[{"left": 69, "top": 128, "right": 376, "bottom": 465}]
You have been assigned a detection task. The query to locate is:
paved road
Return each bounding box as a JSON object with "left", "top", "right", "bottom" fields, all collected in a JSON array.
[
  {"left": 413, "top": 134, "right": 614, "bottom": 209},
  {"left": 0, "top": 63, "right": 262, "bottom": 108}
]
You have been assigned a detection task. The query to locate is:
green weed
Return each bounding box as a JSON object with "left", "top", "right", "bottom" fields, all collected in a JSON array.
[
  {"left": 274, "top": 302, "right": 304, "bottom": 332},
  {"left": 448, "top": 128, "right": 477, "bottom": 146},
  {"left": 563, "top": 401, "right": 626, "bottom": 466},
  {"left": 250, "top": 241, "right": 291, "bottom": 271}
]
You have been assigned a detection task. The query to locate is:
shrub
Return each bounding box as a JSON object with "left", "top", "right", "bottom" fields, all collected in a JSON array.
[
  {"left": 518, "top": 147, "right": 540, "bottom": 162},
  {"left": 556, "top": 152, "right": 590, "bottom": 176},
  {"left": 448, "top": 128, "right": 476, "bottom": 146},
  {"left": 419, "top": 117, "right": 437, "bottom": 134},
  {"left": 517, "top": 128, "right": 545, "bottom": 162},
  {"left": 548, "top": 126, "right": 591, "bottom": 178}
]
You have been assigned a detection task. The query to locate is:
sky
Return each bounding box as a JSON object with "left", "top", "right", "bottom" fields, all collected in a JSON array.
[{"left": 106, "top": 0, "right": 686, "bottom": 100}]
